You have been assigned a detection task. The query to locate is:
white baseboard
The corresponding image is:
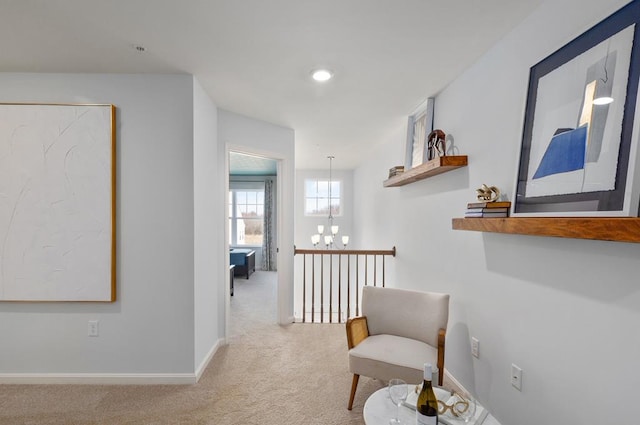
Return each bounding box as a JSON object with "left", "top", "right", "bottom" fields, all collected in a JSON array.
[
  {"left": 443, "top": 370, "right": 491, "bottom": 423},
  {"left": 0, "top": 373, "right": 197, "bottom": 385},
  {"left": 443, "top": 368, "right": 470, "bottom": 397},
  {"left": 195, "top": 338, "right": 224, "bottom": 382},
  {"left": 0, "top": 338, "right": 227, "bottom": 385}
]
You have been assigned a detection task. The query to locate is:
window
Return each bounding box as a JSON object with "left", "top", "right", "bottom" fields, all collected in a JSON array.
[
  {"left": 229, "top": 186, "right": 264, "bottom": 246},
  {"left": 305, "top": 179, "right": 341, "bottom": 216}
]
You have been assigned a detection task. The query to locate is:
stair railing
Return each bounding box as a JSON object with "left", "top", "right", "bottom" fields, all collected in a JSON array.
[{"left": 294, "top": 247, "right": 396, "bottom": 323}]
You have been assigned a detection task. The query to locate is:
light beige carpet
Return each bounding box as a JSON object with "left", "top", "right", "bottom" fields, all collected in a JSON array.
[{"left": 0, "top": 271, "right": 384, "bottom": 424}]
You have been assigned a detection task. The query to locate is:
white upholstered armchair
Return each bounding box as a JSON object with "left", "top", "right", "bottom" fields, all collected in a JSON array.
[{"left": 345, "top": 286, "right": 450, "bottom": 410}]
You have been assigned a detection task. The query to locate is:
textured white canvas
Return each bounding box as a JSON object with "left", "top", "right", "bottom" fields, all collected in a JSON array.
[{"left": 0, "top": 104, "right": 113, "bottom": 301}]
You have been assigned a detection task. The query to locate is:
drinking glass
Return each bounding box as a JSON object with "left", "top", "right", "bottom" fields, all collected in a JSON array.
[{"left": 388, "top": 378, "right": 408, "bottom": 424}]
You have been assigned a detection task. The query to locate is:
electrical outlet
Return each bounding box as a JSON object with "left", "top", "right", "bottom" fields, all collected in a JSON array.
[
  {"left": 511, "top": 364, "right": 522, "bottom": 391},
  {"left": 88, "top": 320, "right": 99, "bottom": 337},
  {"left": 471, "top": 337, "right": 479, "bottom": 358}
]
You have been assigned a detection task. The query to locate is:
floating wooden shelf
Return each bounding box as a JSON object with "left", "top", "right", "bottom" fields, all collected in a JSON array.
[
  {"left": 451, "top": 217, "right": 640, "bottom": 243},
  {"left": 383, "top": 155, "right": 468, "bottom": 187}
]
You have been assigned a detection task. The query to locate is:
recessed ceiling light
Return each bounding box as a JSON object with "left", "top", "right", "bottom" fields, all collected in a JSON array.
[
  {"left": 593, "top": 96, "right": 614, "bottom": 105},
  {"left": 311, "top": 69, "right": 333, "bottom": 82}
]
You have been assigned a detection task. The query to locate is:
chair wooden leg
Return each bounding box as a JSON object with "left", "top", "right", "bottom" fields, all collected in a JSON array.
[
  {"left": 438, "top": 328, "right": 446, "bottom": 386},
  {"left": 348, "top": 374, "right": 360, "bottom": 410}
]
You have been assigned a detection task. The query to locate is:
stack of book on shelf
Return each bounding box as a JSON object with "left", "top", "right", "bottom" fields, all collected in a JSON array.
[
  {"left": 388, "top": 165, "right": 405, "bottom": 178},
  {"left": 465, "top": 201, "right": 511, "bottom": 218}
]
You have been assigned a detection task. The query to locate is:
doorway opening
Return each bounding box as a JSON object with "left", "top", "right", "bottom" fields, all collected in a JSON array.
[{"left": 228, "top": 151, "right": 279, "bottom": 337}]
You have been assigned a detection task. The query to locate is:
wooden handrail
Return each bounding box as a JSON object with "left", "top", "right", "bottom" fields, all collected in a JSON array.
[{"left": 294, "top": 247, "right": 396, "bottom": 256}]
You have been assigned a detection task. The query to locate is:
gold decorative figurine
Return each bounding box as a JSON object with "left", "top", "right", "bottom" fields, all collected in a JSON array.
[{"left": 476, "top": 184, "right": 500, "bottom": 202}]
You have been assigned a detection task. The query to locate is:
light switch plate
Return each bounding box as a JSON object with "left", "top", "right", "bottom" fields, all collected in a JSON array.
[
  {"left": 511, "top": 364, "right": 522, "bottom": 391},
  {"left": 88, "top": 320, "right": 99, "bottom": 337},
  {"left": 471, "top": 337, "right": 479, "bottom": 358}
]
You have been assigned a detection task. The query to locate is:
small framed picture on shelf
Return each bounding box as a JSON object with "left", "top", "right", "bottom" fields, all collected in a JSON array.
[
  {"left": 404, "top": 98, "right": 434, "bottom": 170},
  {"left": 514, "top": 2, "right": 640, "bottom": 217}
]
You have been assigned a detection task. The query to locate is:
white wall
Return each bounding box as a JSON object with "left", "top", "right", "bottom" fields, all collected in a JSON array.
[
  {"left": 218, "top": 109, "right": 295, "bottom": 324},
  {"left": 0, "top": 73, "right": 201, "bottom": 380},
  {"left": 193, "top": 77, "right": 223, "bottom": 377},
  {"left": 354, "top": 1, "right": 640, "bottom": 424}
]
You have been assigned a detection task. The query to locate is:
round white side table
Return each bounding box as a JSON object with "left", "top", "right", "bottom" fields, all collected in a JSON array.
[{"left": 363, "top": 384, "right": 498, "bottom": 425}]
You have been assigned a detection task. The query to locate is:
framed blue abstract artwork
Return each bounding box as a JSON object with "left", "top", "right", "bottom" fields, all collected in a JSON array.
[{"left": 514, "top": 1, "right": 640, "bottom": 216}]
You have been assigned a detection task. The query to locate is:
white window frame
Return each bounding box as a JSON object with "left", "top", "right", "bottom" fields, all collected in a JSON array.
[
  {"left": 304, "top": 178, "right": 342, "bottom": 217},
  {"left": 229, "top": 182, "right": 265, "bottom": 247}
]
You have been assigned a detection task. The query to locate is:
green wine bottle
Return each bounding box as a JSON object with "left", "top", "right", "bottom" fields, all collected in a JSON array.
[{"left": 416, "top": 363, "right": 439, "bottom": 424}]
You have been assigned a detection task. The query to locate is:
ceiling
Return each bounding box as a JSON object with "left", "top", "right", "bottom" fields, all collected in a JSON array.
[
  {"left": 230, "top": 152, "right": 278, "bottom": 176},
  {"left": 0, "top": 0, "right": 544, "bottom": 169}
]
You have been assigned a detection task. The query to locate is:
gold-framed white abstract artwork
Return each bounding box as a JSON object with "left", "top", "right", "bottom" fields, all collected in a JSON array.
[{"left": 0, "top": 103, "right": 116, "bottom": 301}]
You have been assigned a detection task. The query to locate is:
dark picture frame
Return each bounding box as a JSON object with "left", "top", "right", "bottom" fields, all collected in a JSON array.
[{"left": 514, "top": 2, "right": 640, "bottom": 216}]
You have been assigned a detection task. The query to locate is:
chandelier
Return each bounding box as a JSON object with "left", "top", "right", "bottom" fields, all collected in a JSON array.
[{"left": 311, "top": 155, "right": 349, "bottom": 249}]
